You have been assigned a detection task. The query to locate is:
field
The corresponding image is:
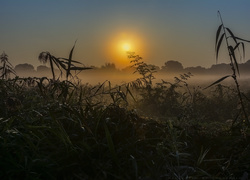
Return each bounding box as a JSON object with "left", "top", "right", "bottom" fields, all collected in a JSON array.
[
  {"left": 1, "top": 15, "right": 250, "bottom": 179},
  {"left": 0, "top": 66, "right": 250, "bottom": 180}
]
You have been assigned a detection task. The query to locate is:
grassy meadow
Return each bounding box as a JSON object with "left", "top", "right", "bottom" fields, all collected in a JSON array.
[{"left": 1, "top": 15, "right": 250, "bottom": 179}]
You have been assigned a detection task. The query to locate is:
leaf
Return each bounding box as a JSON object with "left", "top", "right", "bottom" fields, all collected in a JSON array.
[
  {"left": 126, "top": 84, "right": 136, "bottom": 102},
  {"left": 117, "top": 90, "right": 127, "bottom": 103},
  {"left": 235, "top": 37, "right": 250, "bottom": 43},
  {"left": 216, "top": 33, "right": 225, "bottom": 63},
  {"left": 215, "top": 24, "right": 223, "bottom": 50},
  {"left": 130, "top": 155, "right": 138, "bottom": 179},
  {"left": 104, "top": 123, "right": 118, "bottom": 164},
  {"left": 93, "top": 80, "right": 107, "bottom": 95},
  {"left": 203, "top": 75, "right": 232, "bottom": 90},
  {"left": 197, "top": 147, "right": 210, "bottom": 166},
  {"left": 226, "top": 28, "right": 237, "bottom": 44},
  {"left": 234, "top": 42, "right": 245, "bottom": 60},
  {"left": 66, "top": 40, "right": 77, "bottom": 80},
  {"left": 59, "top": 58, "right": 84, "bottom": 64},
  {"left": 241, "top": 42, "right": 245, "bottom": 60}
]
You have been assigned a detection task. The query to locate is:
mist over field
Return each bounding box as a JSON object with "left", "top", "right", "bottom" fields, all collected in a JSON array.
[{"left": 13, "top": 60, "right": 250, "bottom": 90}]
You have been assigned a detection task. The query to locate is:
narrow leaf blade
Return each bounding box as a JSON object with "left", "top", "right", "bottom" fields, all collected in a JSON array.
[
  {"left": 226, "top": 28, "right": 237, "bottom": 44},
  {"left": 216, "top": 33, "right": 225, "bottom": 63},
  {"left": 215, "top": 24, "right": 223, "bottom": 50},
  {"left": 203, "top": 75, "right": 232, "bottom": 90}
]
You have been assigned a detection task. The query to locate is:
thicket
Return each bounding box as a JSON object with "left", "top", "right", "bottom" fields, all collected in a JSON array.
[{"left": 0, "top": 13, "right": 250, "bottom": 179}]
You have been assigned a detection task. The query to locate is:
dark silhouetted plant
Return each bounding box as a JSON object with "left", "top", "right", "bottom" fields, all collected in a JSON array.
[
  {"left": 0, "top": 52, "right": 16, "bottom": 79},
  {"left": 128, "top": 52, "right": 157, "bottom": 88},
  {"left": 205, "top": 11, "right": 250, "bottom": 126},
  {"left": 38, "top": 42, "right": 92, "bottom": 81}
]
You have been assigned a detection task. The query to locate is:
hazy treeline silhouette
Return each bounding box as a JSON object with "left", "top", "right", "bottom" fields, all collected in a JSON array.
[{"left": 14, "top": 59, "right": 250, "bottom": 78}]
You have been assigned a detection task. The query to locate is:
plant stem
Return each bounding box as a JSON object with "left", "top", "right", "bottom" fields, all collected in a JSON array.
[{"left": 218, "top": 11, "right": 249, "bottom": 126}]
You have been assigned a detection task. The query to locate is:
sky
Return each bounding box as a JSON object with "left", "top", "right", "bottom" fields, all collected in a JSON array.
[{"left": 1, "top": 0, "right": 250, "bottom": 69}]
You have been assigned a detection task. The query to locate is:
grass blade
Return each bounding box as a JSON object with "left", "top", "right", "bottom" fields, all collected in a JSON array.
[
  {"left": 66, "top": 40, "right": 77, "bottom": 80},
  {"left": 234, "top": 42, "right": 245, "bottom": 60},
  {"left": 93, "top": 80, "right": 108, "bottom": 96},
  {"left": 104, "top": 123, "right": 118, "bottom": 164},
  {"left": 226, "top": 27, "right": 237, "bottom": 44},
  {"left": 59, "top": 57, "right": 84, "bottom": 64},
  {"left": 235, "top": 37, "right": 250, "bottom": 43},
  {"left": 216, "top": 33, "right": 225, "bottom": 62},
  {"left": 197, "top": 147, "right": 210, "bottom": 166},
  {"left": 203, "top": 75, "right": 232, "bottom": 90},
  {"left": 215, "top": 24, "right": 223, "bottom": 50},
  {"left": 241, "top": 42, "right": 245, "bottom": 60},
  {"left": 126, "top": 84, "right": 136, "bottom": 102}
]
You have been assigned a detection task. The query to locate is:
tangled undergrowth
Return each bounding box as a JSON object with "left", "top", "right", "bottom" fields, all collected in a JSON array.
[{"left": 0, "top": 75, "right": 249, "bottom": 180}]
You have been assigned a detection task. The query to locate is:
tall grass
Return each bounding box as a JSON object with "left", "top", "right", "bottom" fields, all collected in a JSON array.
[{"left": 38, "top": 42, "right": 92, "bottom": 81}]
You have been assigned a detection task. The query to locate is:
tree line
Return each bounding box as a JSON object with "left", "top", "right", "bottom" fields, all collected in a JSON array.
[{"left": 13, "top": 59, "right": 250, "bottom": 78}]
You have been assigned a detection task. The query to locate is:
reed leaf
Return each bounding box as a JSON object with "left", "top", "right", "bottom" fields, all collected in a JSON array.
[
  {"left": 216, "top": 33, "right": 225, "bottom": 62},
  {"left": 215, "top": 24, "right": 223, "bottom": 50},
  {"left": 125, "top": 84, "right": 136, "bottom": 102},
  {"left": 235, "top": 37, "right": 250, "bottom": 43},
  {"left": 203, "top": 75, "right": 232, "bottom": 89},
  {"left": 233, "top": 42, "right": 245, "bottom": 62},
  {"left": 66, "top": 41, "right": 77, "bottom": 80},
  {"left": 104, "top": 123, "right": 118, "bottom": 164},
  {"left": 226, "top": 27, "right": 237, "bottom": 44},
  {"left": 93, "top": 80, "right": 108, "bottom": 96},
  {"left": 59, "top": 58, "right": 84, "bottom": 64}
]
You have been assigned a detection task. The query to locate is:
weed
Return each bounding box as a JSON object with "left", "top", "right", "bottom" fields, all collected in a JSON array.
[
  {"left": 205, "top": 11, "right": 250, "bottom": 127},
  {"left": 0, "top": 52, "right": 16, "bottom": 79}
]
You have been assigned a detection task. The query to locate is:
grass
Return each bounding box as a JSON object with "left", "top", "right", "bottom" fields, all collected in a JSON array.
[
  {"left": 1, "top": 14, "right": 250, "bottom": 179},
  {"left": 1, "top": 73, "right": 250, "bottom": 179}
]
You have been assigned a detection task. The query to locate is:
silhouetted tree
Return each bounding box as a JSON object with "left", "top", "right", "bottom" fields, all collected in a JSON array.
[
  {"left": 37, "top": 65, "right": 51, "bottom": 73},
  {"left": 15, "top": 63, "right": 35, "bottom": 72},
  {"left": 161, "top": 60, "right": 183, "bottom": 72},
  {"left": 185, "top": 66, "right": 207, "bottom": 75},
  {"left": 100, "top": 63, "right": 120, "bottom": 72},
  {"left": 209, "top": 63, "right": 231, "bottom": 75},
  {"left": 101, "top": 63, "right": 116, "bottom": 69}
]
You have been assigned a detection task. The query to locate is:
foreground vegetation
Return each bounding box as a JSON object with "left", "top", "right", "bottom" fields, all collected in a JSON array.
[
  {"left": 0, "top": 70, "right": 250, "bottom": 179},
  {"left": 1, "top": 13, "right": 250, "bottom": 179}
]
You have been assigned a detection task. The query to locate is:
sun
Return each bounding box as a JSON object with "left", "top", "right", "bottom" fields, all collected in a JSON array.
[
  {"left": 104, "top": 32, "right": 146, "bottom": 68},
  {"left": 122, "top": 43, "right": 131, "bottom": 51}
]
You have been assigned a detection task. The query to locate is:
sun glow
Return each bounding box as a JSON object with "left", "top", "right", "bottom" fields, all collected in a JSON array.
[
  {"left": 122, "top": 43, "right": 131, "bottom": 51},
  {"left": 104, "top": 31, "right": 146, "bottom": 68}
]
